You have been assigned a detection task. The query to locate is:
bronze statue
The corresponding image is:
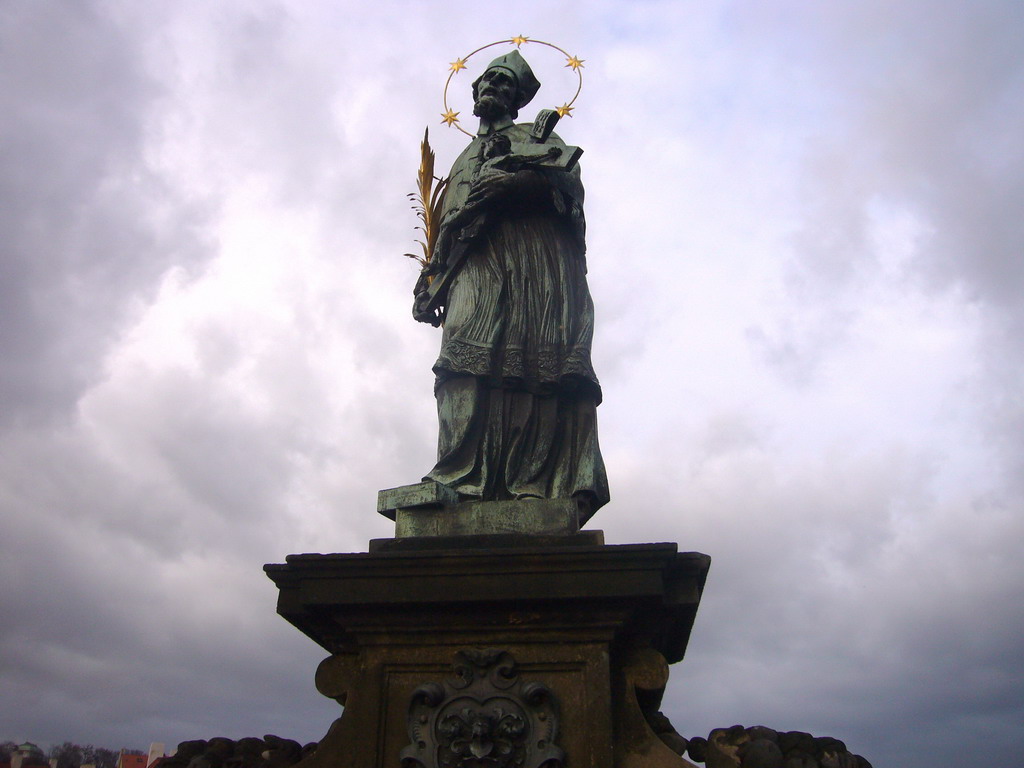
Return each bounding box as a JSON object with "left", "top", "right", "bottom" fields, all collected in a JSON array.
[{"left": 412, "top": 50, "right": 608, "bottom": 518}]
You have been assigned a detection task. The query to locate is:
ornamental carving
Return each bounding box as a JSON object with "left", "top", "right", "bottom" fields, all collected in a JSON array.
[{"left": 400, "top": 649, "right": 564, "bottom": 768}]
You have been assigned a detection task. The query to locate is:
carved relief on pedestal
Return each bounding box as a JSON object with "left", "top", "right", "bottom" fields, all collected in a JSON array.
[{"left": 401, "top": 649, "right": 564, "bottom": 768}]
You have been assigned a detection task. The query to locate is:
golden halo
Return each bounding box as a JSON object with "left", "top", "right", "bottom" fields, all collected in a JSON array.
[{"left": 442, "top": 36, "right": 585, "bottom": 137}]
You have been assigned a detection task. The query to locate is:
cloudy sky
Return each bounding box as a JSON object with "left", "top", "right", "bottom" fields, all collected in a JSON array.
[{"left": 2, "top": 1, "right": 1021, "bottom": 765}]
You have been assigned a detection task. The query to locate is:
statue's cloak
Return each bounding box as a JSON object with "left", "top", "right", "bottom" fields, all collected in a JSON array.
[
  {"left": 432, "top": 124, "right": 600, "bottom": 401},
  {"left": 425, "top": 123, "right": 608, "bottom": 511}
]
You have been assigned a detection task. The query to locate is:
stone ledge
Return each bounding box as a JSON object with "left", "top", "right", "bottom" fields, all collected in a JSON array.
[
  {"left": 368, "top": 530, "right": 605, "bottom": 552},
  {"left": 396, "top": 497, "right": 584, "bottom": 537},
  {"left": 265, "top": 542, "right": 711, "bottom": 664},
  {"left": 377, "top": 480, "right": 458, "bottom": 519}
]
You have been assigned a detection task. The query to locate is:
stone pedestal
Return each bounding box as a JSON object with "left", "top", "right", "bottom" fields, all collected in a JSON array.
[
  {"left": 377, "top": 481, "right": 595, "bottom": 535},
  {"left": 265, "top": 538, "right": 710, "bottom": 768}
]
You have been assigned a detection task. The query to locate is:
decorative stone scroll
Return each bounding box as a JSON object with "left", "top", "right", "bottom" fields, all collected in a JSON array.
[{"left": 400, "top": 649, "right": 564, "bottom": 768}]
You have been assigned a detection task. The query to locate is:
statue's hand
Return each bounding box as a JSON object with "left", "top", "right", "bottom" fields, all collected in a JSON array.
[
  {"left": 465, "top": 167, "right": 518, "bottom": 210},
  {"left": 413, "top": 294, "right": 442, "bottom": 326},
  {"left": 413, "top": 284, "right": 442, "bottom": 326}
]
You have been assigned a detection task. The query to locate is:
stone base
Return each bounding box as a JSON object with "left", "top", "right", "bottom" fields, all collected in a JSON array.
[
  {"left": 377, "top": 481, "right": 592, "bottom": 537},
  {"left": 265, "top": 541, "right": 709, "bottom": 768},
  {"left": 367, "top": 530, "right": 605, "bottom": 553},
  {"left": 397, "top": 497, "right": 586, "bottom": 537}
]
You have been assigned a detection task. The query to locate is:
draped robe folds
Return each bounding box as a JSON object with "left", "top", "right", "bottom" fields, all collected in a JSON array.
[{"left": 424, "top": 123, "right": 609, "bottom": 514}]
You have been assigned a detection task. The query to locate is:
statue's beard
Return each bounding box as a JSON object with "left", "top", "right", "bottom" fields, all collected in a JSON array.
[{"left": 473, "top": 94, "right": 512, "bottom": 121}]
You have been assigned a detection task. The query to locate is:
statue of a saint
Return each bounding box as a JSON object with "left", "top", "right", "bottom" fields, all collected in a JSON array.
[{"left": 413, "top": 51, "right": 608, "bottom": 519}]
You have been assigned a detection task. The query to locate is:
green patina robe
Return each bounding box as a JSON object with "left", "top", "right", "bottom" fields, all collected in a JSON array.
[{"left": 425, "top": 123, "right": 609, "bottom": 515}]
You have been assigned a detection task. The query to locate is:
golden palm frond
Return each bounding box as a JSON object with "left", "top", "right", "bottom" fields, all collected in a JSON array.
[{"left": 404, "top": 128, "right": 449, "bottom": 272}]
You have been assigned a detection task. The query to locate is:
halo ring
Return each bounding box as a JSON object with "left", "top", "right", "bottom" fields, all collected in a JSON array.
[{"left": 442, "top": 37, "right": 584, "bottom": 137}]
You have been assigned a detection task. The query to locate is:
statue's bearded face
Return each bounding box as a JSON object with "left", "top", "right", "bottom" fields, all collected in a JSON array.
[{"left": 473, "top": 67, "right": 518, "bottom": 120}]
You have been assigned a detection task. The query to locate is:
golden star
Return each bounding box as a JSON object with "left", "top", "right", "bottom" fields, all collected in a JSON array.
[
  {"left": 565, "top": 55, "right": 585, "bottom": 70},
  {"left": 441, "top": 109, "right": 460, "bottom": 126},
  {"left": 510, "top": 34, "right": 530, "bottom": 47},
  {"left": 449, "top": 58, "right": 467, "bottom": 74},
  {"left": 555, "top": 103, "right": 574, "bottom": 118}
]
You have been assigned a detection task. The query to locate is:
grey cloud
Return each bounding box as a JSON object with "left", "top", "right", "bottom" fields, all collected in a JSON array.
[
  {"left": 2, "top": 3, "right": 1022, "bottom": 767},
  {"left": 704, "top": 1, "right": 1024, "bottom": 409},
  {"left": 0, "top": 2, "right": 216, "bottom": 426},
  {"left": 774, "top": 1, "right": 1024, "bottom": 335}
]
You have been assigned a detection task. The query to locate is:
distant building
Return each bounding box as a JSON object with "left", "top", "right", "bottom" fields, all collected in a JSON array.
[
  {"left": 11, "top": 743, "right": 46, "bottom": 768},
  {"left": 144, "top": 745, "right": 165, "bottom": 768},
  {"left": 115, "top": 754, "right": 145, "bottom": 768}
]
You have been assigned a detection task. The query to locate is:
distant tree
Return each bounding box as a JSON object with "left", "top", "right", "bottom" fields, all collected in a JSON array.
[
  {"left": 80, "top": 747, "right": 117, "bottom": 768},
  {"left": 49, "top": 743, "right": 84, "bottom": 768},
  {"left": 0, "top": 742, "right": 17, "bottom": 763}
]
